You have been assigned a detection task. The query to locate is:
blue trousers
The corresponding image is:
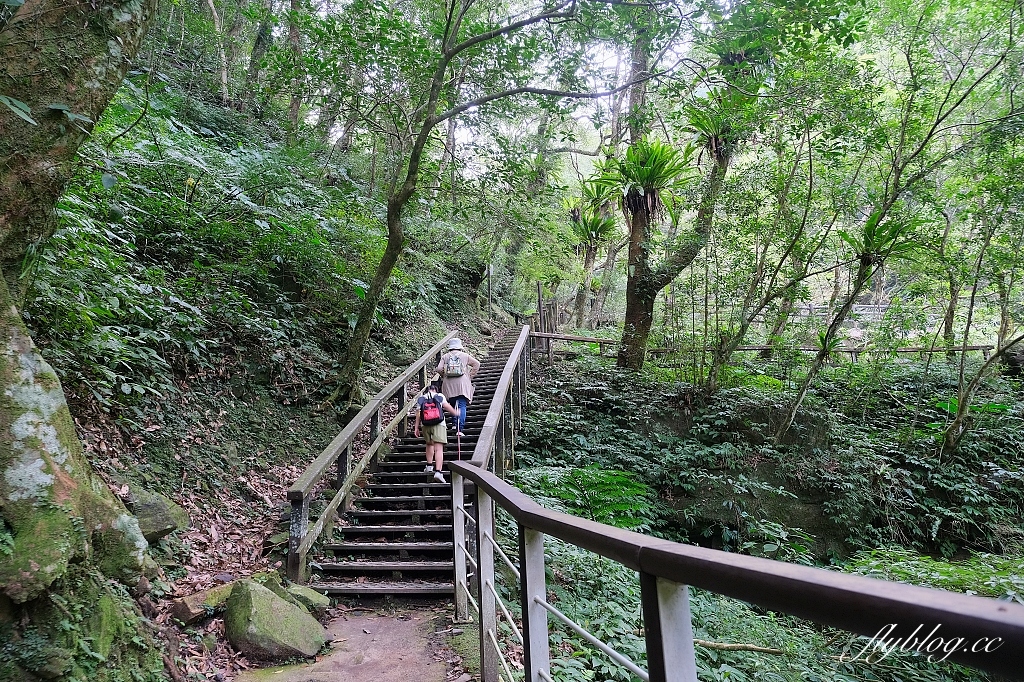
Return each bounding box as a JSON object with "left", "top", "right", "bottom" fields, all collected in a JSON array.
[{"left": 450, "top": 396, "right": 468, "bottom": 434}]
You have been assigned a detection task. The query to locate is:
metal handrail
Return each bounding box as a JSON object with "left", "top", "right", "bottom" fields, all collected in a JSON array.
[
  {"left": 486, "top": 579, "right": 524, "bottom": 644},
  {"left": 450, "top": 460, "right": 1024, "bottom": 679},
  {"left": 484, "top": 529, "right": 520, "bottom": 580},
  {"left": 535, "top": 596, "right": 649, "bottom": 681}
]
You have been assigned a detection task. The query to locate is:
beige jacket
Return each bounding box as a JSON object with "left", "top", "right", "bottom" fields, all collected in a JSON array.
[{"left": 435, "top": 350, "right": 480, "bottom": 402}]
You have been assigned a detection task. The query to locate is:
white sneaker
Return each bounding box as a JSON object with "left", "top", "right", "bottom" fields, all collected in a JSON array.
[
  {"left": 432, "top": 471, "right": 446, "bottom": 483},
  {"left": 424, "top": 465, "right": 434, "bottom": 473}
]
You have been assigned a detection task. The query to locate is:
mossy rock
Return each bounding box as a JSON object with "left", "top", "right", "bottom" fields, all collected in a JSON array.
[
  {"left": 169, "top": 581, "right": 236, "bottom": 625},
  {"left": 126, "top": 486, "right": 190, "bottom": 542},
  {"left": 224, "top": 581, "right": 326, "bottom": 660},
  {"left": 0, "top": 566, "right": 163, "bottom": 682},
  {"left": 285, "top": 584, "right": 330, "bottom": 615},
  {"left": 1, "top": 313, "right": 150, "bottom": 603},
  {"left": 251, "top": 571, "right": 304, "bottom": 610}
]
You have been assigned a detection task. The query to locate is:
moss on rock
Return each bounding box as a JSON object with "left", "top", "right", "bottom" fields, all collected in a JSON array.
[
  {"left": 0, "top": 565, "right": 164, "bottom": 682},
  {"left": 224, "top": 580, "right": 326, "bottom": 660}
]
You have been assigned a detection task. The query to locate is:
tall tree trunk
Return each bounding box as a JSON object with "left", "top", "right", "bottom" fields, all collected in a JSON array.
[
  {"left": 625, "top": 14, "right": 651, "bottom": 145},
  {"left": 996, "top": 273, "right": 1015, "bottom": 349},
  {"left": 942, "top": 273, "right": 961, "bottom": 359},
  {"left": 618, "top": 204, "right": 656, "bottom": 369},
  {"left": 204, "top": 0, "right": 230, "bottom": 105},
  {"left": 287, "top": 0, "right": 303, "bottom": 136},
  {"left": 617, "top": 149, "right": 731, "bottom": 369},
  {"left": 572, "top": 244, "right": 598, "bottom": 328},
  {"left": 590, "top": 238, "right": 626, "bottom": 328},
  {"left": 0, "top": 0, "right": 156, "bottom": 283},
  {"left": 243, "top": 0, "right": 274, "bottom": 110}
]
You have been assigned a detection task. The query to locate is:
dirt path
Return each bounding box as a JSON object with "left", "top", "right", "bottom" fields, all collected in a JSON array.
[{"left": 235, "top": 608, "right": 449, "bottom": 682}]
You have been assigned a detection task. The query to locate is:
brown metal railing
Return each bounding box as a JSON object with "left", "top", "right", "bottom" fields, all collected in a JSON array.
[
  {"left": 286, "top": 331, "right": 456, "bottom": 582},
  {"left": 450, "top": 327, "right": 1024, "bottom": 682}
]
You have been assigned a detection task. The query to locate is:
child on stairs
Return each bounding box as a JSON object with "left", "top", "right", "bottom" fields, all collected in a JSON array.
[{"left": 413, "top": 379, "right": 460, "bottom": 483}]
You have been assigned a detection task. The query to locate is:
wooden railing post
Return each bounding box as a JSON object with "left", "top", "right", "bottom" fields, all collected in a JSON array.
[
  {"left": 287, "top": 496, "right": 310, "bottom": 583},
  {"left": 640, "top": 573, "right": 698, "bottom": 682},
  {"left": 418, "top": 365, "right": 427, "bottom": 390},
  {"left": 477, "top": 489, "right": 498, "bottom": 682},
  {"left": 397, "top": 384, "right": 409, "bottom": 437},
  {"left": 520, "top": 525, "right": 550, "bottom": 682},
  {"left": 512, "top": 358, "right": 522, "bottom": 429},
  {"left": 452, "top": 472, "right": 470, "bottom": 622},
  {"left": 336, "top": 444, "right": 351, "bottom": 489},
  {"left": 369, "top": 406, "right": 380, "bottom": 443},
  {"left": 494, "top": 409, "right": 505, "bottom": 479}
]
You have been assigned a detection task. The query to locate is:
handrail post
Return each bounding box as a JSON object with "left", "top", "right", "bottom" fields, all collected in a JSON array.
[
  {"left": 640, "top": 573, "right": 698, "bottom": 682},
  {"left": 452, "top": 472, "right": 470, "bottom": 622},
  {"left": 520, "top": 525, "right": 550, "bottom": 682},
  {"left": 494, "top": 408, "right": 505, "bottom": 479},
  {"left": 397, "top": 384, "right": 409, "bottom": 437},
  {"left": 512, "top": 359, "right": 522, "bottom": 429},
  {"left": 477, "top": 489, "right": 498, "bottom": 682},
  {"left": 287, "top": 496, "right": 310, "bottom": 583},
  {"left": 369, "top": 406, "right": 380, "bottom": 443},
  {"left": 418, "top": 365, "right": 427, "bottom": 390},
  {"left": 336, "top": 444, "right": 351, "bottom": 490}
]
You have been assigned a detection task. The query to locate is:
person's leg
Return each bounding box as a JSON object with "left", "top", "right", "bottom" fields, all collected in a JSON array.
[
  {"left": 433, "top": 445, "right": 446, "bottom": 482},
  {"left": 454, "top": 396, "right": 468, "bottom": 434},
  {"left": 424, "top": 440, "right": 435, "bottom": 471}
]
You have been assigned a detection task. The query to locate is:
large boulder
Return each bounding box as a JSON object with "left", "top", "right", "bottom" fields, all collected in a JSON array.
[
  {"left": 125, "top": 486, "right": 189, "bottom": 543},
  {"left": 224, "top": 581, "right": 326, "bottom": 660}
]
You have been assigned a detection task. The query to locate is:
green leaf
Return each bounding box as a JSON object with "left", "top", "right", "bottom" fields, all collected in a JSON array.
[{"left": 0, "top": 94, "right": 37, "bottom": 125}]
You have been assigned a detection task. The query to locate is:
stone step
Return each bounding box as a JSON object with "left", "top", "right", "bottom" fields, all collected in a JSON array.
[
  {"left": 347, "top": 509, "right": 453, "bottom": 519},
  {"left": 353, "top": 495, "right": 453, "bottom": 505}
]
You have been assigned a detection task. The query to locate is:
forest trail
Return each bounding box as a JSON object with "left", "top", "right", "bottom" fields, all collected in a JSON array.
[{"left": 234, "top": 607, "right": 449, "bottom": 682}]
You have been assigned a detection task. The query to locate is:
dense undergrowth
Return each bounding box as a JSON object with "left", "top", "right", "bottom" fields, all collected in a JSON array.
[
  {"left": 21, "top": 71, "right": 490, "bottom": 430},
  {"left": 504, "top": 353, "right": 1024, "bottom": 682}
]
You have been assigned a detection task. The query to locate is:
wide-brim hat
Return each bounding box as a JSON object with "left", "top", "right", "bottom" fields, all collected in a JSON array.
[{"left": 448, "top": 338, "right": 463, "bottom": 350}]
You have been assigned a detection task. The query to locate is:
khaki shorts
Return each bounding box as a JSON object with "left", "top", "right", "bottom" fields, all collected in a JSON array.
[{"left": 422, "top": 422, "right": 448, "bottom": 444}]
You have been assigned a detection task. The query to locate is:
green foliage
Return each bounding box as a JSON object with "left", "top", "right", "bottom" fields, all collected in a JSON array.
[
  {"left": 522, "top": 357, "right": 1024, "bottom": 557},
  {"left": 21, "top": 78, "right": 444, "bottom": 419},
  {"left": 592, "top": 138, "right": 695, "bottom": 219},
  {"left": 846, "top": 547, "right": 1024, "bottom": 604},
  {"left": 512, "top": 466, "right": 658, "bottom": 531}
]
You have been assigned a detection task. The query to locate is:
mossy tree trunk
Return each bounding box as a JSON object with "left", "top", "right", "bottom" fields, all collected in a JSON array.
[
  {"left": 0, "top": 0, "right": 157, "bottom": 283},
  {"left": 617, "top": 151, "right": 731, "bottom": 369}
]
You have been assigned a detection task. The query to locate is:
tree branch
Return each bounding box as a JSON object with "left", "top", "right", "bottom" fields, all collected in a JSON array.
[{"left": 435, "top": 64, "right": 673, "bottom": 124}]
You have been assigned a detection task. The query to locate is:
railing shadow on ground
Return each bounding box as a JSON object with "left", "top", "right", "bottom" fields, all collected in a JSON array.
[
  {"left": 450, "top": 329, "right": 1024, "bottom": 682},
  {"left": 286, "top": 331, "right": 457, "bottom": 583}
]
